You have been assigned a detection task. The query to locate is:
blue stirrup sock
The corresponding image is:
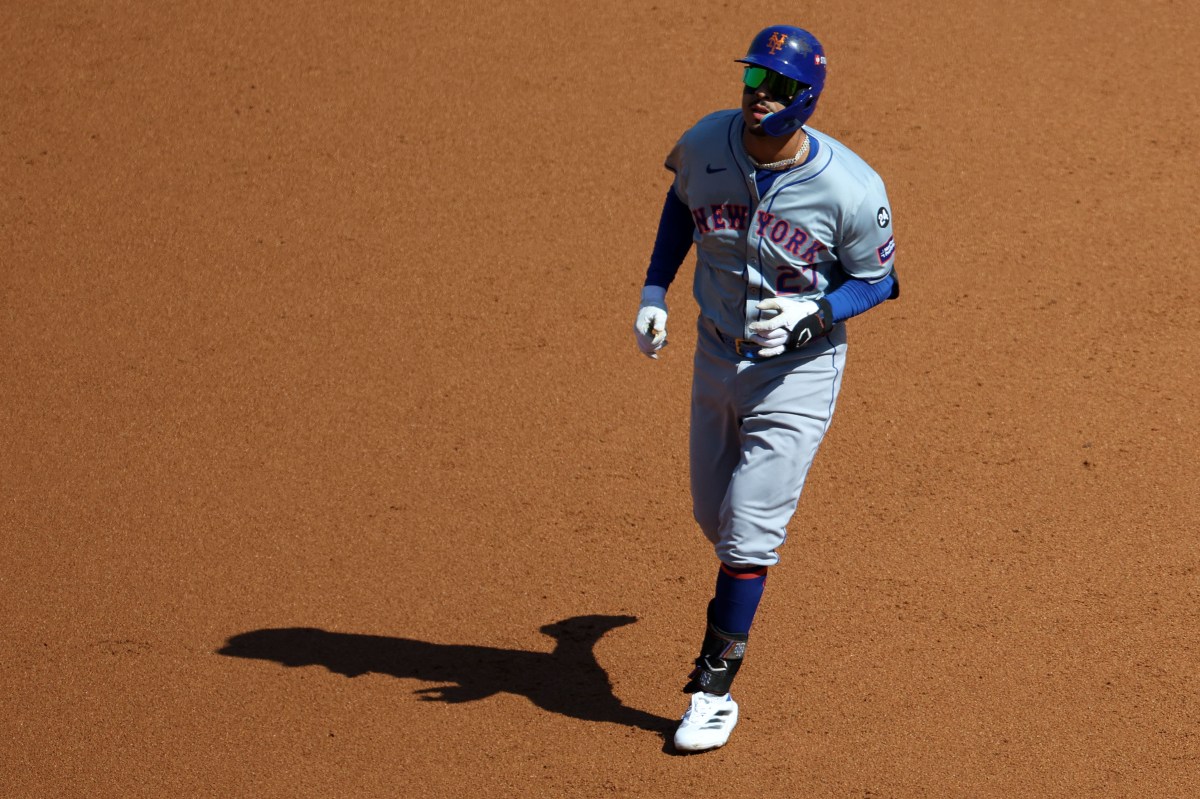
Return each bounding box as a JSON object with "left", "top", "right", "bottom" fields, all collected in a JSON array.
[{"left": 710, "top": 563, "right": 768, "bottom": 636}]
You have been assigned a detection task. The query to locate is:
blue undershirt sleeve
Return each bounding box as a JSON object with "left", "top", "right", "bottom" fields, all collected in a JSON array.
[
  {"left": 824, "top": 272, "right": 897, "bottom": 323},
  {"left": 644, "top": 189, "right": 695, "bottom": 290}
]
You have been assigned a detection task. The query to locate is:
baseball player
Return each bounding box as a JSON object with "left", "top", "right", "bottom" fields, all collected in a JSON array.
[{"left": 633, "top": 25, "right": 899, "bottom": 752}]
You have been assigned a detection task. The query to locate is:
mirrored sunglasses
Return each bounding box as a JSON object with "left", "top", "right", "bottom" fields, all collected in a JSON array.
[{"left": 743, "top": 66, "right": 803, "bottom": 103}]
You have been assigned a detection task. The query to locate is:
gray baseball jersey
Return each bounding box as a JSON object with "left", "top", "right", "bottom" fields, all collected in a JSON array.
[
  {"left": 666, "top": 110, "right": 896, "bottom": 344},
  {"left": 663, "top": 110, "right": 896, "bottom": 567}
]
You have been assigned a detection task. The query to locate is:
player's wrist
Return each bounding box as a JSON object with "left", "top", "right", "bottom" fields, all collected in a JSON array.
[
  {"left": 812, "top": 297, "right": 832, "bottom": 330},
  {"left": 784, "top": 297, "right": 834, "bottom": 350},
  {"left": 641, "top": 285, "right": 667, "bottom": 307}
]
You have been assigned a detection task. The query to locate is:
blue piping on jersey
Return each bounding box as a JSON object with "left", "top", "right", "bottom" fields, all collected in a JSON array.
[
  {"left": 751, "top": 134, "right": 834, "bottom": 325},
  {"left": 765, "top": 140, "right": 834, "bottom": 190},
  {"left": 821, "top": 347, "right": 842, "bottom": 433},
  {"left": 724, "top": 115, "right": 758, "bottom": 323}
]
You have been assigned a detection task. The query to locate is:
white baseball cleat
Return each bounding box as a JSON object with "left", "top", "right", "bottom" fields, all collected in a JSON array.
[{"left": 673, "top": 691, "right": 739, "bottom": 752}]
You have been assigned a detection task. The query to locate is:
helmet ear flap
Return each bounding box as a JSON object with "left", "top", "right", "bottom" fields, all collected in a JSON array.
[{"left": 760, "top": 89, "right": 820, "bottom": 137}]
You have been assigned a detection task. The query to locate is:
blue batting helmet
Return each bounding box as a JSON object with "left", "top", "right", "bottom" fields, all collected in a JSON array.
[{"left": 736, "top": 25, "right": 827, "bottom": 136}]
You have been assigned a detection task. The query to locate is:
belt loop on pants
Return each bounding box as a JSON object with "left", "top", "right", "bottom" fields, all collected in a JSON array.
[{"left": 711, "top": 323, "right": 763, "bottom": 359}]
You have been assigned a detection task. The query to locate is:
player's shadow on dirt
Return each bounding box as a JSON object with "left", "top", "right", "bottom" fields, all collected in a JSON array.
[{"left": 217, "top": 614, "right": 673, "bottom": 735}]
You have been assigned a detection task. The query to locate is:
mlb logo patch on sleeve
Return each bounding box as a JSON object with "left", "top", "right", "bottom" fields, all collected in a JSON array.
[{"left": 877, "top": 236, "right": 896, "bottom": 264}]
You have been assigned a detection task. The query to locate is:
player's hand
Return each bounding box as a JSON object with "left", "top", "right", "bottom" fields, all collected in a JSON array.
[
  {"left": 748, "top": 297, "right": 833, "bottom": 357},
  {"left": 634, "top": 285, "right": 668, "bottom": 359}
]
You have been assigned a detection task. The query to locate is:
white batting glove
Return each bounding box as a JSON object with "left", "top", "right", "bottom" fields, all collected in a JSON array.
[
  {"left": 633, "top": 286, "right": 668, "bottom": 359},
  {"left": 748, "top": 297, "right": 832, "bottom": 357}
]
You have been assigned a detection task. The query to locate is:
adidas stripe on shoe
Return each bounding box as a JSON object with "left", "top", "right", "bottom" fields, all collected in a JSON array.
[{"left": 673, "top": 691, "right": 739, "bottom": 752}]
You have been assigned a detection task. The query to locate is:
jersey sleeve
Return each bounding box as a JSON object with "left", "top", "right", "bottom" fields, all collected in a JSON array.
[
  {"left": 664, "top": 136, "right": 689, "bottom": 206},
  {"left": 835, "top": 173, "right": 897, "bottom": 281},
  {"left": 663, "top": 110, "right": 736, "bottom": 207}
]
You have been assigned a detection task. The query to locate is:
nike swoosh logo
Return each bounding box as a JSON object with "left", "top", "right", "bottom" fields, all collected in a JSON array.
[{"left": 706, "top": 164, "right": 727, "bottom": 174}]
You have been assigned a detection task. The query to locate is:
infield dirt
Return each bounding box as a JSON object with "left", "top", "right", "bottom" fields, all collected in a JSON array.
[{"left": 2, "top": 2, "right": 1197, "bottom": 797}]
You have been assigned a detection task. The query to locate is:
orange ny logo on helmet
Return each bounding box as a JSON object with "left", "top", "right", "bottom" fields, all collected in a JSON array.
[{"left": 766, "top": 32, "right": 788, "bottom": 54}]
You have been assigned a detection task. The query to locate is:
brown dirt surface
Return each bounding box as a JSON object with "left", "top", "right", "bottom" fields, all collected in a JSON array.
[{"left": 3, "top": 1, "right": 1197, "bottom": 797}]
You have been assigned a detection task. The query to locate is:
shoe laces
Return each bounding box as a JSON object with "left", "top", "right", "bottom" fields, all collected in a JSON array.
[{"left": 686, "top": 692, "right": 728, "bottom": 719}]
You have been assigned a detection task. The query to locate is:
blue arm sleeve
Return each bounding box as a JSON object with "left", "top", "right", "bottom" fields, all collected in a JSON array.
[
  {"left": 824, "top": 272, "right": 898, "bottom": 323},
  {"left": 644, "top": 189, "right": 695, "bottom": 289}
]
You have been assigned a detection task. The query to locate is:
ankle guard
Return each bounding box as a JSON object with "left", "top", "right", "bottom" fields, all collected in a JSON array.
[{"left": 685, "top": 606, "right": 748, "bottom": 695}]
